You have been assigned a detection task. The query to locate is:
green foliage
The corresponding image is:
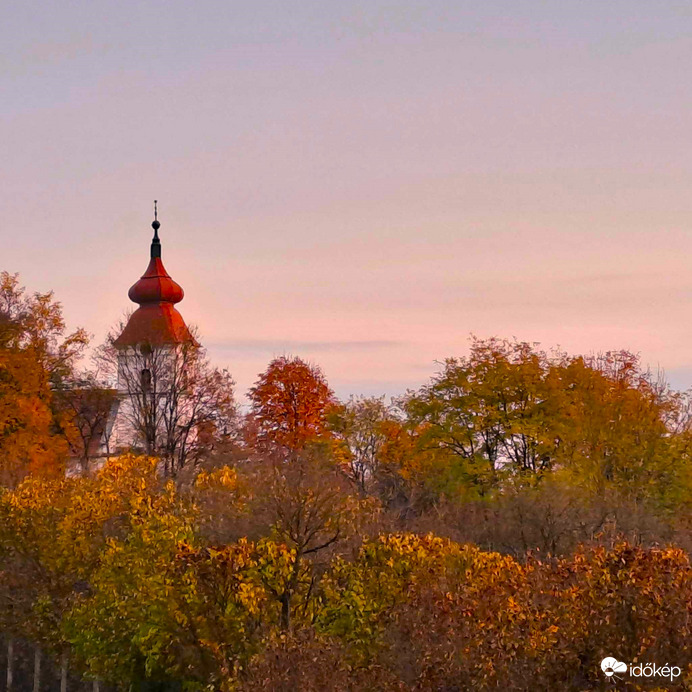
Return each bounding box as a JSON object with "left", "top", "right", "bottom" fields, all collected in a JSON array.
[
  {"left": 64, "top": 477, "right": 195, "bottom": 684},
  {"left": 404, "top": 338, "right": 692, "bottom": 513},
  {"left": 317, "top": 534, "right": 469, "bottom": 656},
  {"left": 0, "top": 455, "right": 162, "bottom": 656}
]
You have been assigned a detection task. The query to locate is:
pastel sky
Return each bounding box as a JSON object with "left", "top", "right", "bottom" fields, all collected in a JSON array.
[{"left": 3, "top": 1, "right": 692, "bottom": 399}]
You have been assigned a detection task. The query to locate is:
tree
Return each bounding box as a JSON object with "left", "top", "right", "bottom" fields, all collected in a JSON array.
[
  {"left": 0, "top": 272, "right": 88, "bottom": 385},
  {"left": 0, "top": 455, "right": 163, "bottom": 690},
  {"left": 376, "top": 540, "right": 692, "bottom": 690},
  {"left": 194, "top": 448, "right": 376, "bottom": 631},
  {"left": 316, "top": 533, "right": 476, "bottom": 662},
  {"left": 54, "top": 372, "right": 118, "bottom": 471},
  {"left": 170, "top": 539, "right": 290, "bottom": 688},
  {"left": 328, "top": 396, "right": 396, "bottom": 496},
  {"left": 405, "top": 338, "right": 692, "bottom": 508},
  {"left": 63, "top": 463, "right": 291, "bottom": 690},
  {"left": 97, "top": 324, "right": 237, "bottom": 478},
  {"left": 64, "top": 469, "right": 197, "bottom": 687},
  {"left": 548, "top": 351, "right": 690, "bottom": 504},
  {"left": 248, "top": 356, "right": 336, "bottom": 455},
  {"left": 252, "top": 448, "right": 374, "bottom": 630},
  {"left": 0, "top": 272, "right": 88, "bottom": 486},
  {"left": 405, "top": 338, "right": 556, "bottom": 495}
]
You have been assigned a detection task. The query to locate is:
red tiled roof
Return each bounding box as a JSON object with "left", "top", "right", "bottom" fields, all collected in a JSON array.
[{"left": 113, "top": 302, "right": 192, "bottom": 347}]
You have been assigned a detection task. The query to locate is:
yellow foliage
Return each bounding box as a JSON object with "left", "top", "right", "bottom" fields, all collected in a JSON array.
[{"left": 195, "top": 465, "right": 238, "bottom": 491}]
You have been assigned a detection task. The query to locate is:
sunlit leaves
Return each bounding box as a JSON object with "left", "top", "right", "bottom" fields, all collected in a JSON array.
[
  {"left": 0, "top": 272, "right": 89, "bottom": 486},
  {"left": 405, "top": 337, "right": 692, "bottom": 511},
  {"left": 249, "top": 356, "right": 336, "bottom": 454}
]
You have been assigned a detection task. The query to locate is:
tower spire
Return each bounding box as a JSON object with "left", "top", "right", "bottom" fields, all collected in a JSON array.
[
  {"left": 151, "top": 200, "right": 161, "bottom": 258},
  {"left": 113, "top": 204, "right": 193, "bottom": 348}
]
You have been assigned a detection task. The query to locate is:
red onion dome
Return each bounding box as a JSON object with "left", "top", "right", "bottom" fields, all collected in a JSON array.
[{"left": 127, "top": 257, "right": 184, "bottom": 305}]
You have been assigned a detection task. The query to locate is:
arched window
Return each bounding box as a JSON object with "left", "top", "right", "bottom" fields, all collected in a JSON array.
[{"left": 141, "top": 368, "right": 152, "bottom": 393}]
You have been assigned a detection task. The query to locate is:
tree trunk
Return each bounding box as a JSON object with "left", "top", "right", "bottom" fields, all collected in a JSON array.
[
  {"left": 33, "top": 647, "right": 42, "bottom": 692},
  {"left": 280, "top": 593, "right": 291, "bottom": 631},
  {"left": 92, "top": 680, "right": 100, "bottom": 692},
  {"left": 280, "top": 552, "right": 303, "bottom": 631},
  {"left": 6, "top": 638, "right": 13, "bottom": 692},
  {"left": 60, "top": 653, "right": 68, "bottom": 692}
]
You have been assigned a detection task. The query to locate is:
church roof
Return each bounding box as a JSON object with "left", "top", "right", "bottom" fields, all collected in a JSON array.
[{"left": 113, "top": 206, "right": 194, "bottom": 348}]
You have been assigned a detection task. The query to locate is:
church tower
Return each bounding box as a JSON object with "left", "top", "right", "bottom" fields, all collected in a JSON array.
[
  {"left": 108, "top": 204, "right": 195, "bottom": 454},
  {"left": 113, "top": 204, "right": 191, "bottom": 349}
]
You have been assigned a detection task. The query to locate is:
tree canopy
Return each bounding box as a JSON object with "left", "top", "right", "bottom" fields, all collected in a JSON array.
[{"left": 1, "top": 276, "right": 692, "bottom": 690}]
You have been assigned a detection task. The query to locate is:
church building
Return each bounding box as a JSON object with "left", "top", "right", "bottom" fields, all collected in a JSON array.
[{"left": 103, "top": 206, "right": 195, "bottom": 456}]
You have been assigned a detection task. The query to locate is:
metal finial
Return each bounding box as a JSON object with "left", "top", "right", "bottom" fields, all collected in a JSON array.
[
  {"left": 152, "top": 200, "right": 161, "bottom": 234},
  {"left": 151, "top": 200, "right": 161, "bottom": 258}
]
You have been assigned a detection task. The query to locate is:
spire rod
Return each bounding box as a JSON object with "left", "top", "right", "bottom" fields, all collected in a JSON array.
[{"left": 151, "top": 200, "right": 161, "bottom": 258}]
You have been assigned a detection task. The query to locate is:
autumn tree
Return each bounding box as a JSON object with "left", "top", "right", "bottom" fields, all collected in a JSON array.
[
  {"left": 255, "top": 449, "right": 374, "bottom": 630},
  {"left": 169, "top": 539, "right": 292, "bottom": 687},
  {"left": 248, "top": 356, "right": 336, "bottom": 455},
  {"left": 53, "top": 371, "right": 117, "bottom": 471},
  {"left": 405, "top": 338, "right": 692, "bottom": 509},
  {"left": 328, "top": 396, "right": 397, "bottom": 495},
  {"left": 0, "top": 272, "right": 88, "bottom": 486},
  {"left": 254, "top": 535, "right": 691, "bottom": 691},
  {"left": 0, "top": 272, "right": 88, "bottom": 384},
  {"left": 328, "top": 409, "right": 454, "bottom": 521},
  {"left": 548, "top": 351, "right": 692, "bottom": 505},
  {"left": 64, "top": 474, "right": 197, "bottom": 687},
  {"left": 194, "top": 449, "right": 376, "bottom": 631},
  {"left": 63, "top": 462, "right": 292, "bottom": 689},
  {"left": 0, "top": 455, "right": 165, "bottom": 690},
  {"left": 379, "top": 540, "right": 692, "bottom": 690},
  {"left": 405, "top": 338, "right": 558, "bottom": 493}
]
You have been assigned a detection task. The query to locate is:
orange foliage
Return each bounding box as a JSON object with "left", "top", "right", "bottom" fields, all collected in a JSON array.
[
  {"left": 0, "top": 347, "right": 67, "bottom": 486},
  {"left": 249, "top": 356, "right": 336, "bottom": 453},
  {"left": 0, "top": 272, "right": 88, "bottom": 486},
  {"left": 372, "top": 539, "right": 692, "bottom": 689},
  {"left": 244, "top": 536, "right": 692, "bottom": 689}
]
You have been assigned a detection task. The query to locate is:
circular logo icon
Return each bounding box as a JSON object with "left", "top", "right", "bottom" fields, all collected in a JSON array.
[{"left": 601, "top": 657, "right": 627, "bottom": 678}]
